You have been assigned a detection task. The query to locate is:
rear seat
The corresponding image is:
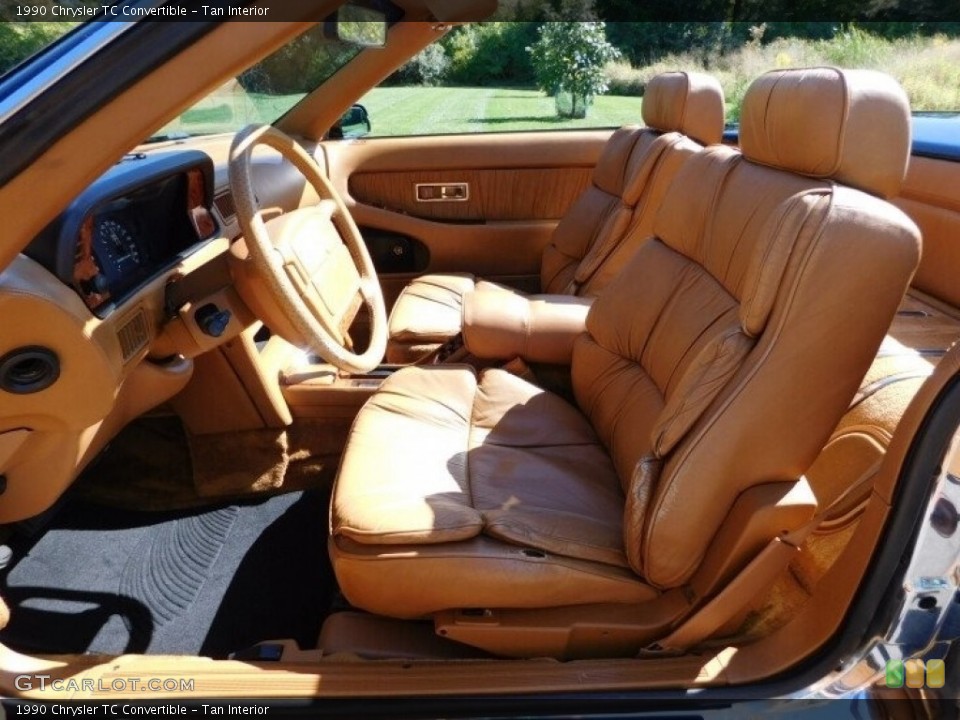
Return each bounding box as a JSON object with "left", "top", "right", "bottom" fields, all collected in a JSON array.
[{"left": 385, "top": 71, "right": 725, "bottom": 363}]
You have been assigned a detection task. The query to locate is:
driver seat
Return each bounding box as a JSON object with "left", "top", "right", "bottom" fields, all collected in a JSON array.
[
  {"left": 385, "top": 71, "right": 725, "bottom": 363},
  {"left": 330, "top": 69, "right": 920, "bottom": 657}
]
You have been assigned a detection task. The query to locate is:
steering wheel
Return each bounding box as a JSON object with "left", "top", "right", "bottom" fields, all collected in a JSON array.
[{"left": 228, "top": 124, "right": 386, "bottom": 374}]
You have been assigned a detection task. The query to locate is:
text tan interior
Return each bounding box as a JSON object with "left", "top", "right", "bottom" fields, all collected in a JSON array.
[{"left": 1, "top": 5, "right": 959, "bottom": 701}]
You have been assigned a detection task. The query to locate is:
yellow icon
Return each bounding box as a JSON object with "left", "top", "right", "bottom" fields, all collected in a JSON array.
[
  {"left": 926, "top": 659, "right": 946, "bottom": 689},
  {"left": 905, "top": 658, "right": 926, "bottom": 688}
]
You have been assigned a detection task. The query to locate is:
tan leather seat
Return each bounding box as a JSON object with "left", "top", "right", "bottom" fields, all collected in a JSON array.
[
  {"left": 385, "top": 71, "right": 726, "bottom": 363},
  {"left": 332, "top": 69, "right": 920, "bottom": 638}
]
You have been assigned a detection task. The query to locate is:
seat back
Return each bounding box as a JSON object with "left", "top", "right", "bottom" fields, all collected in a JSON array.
[
  {"left": 572, "top": 67, "right": 920, "bottom": 589},
  {"left": 540, "top": 71, "right": 725, "bottom": 296}
]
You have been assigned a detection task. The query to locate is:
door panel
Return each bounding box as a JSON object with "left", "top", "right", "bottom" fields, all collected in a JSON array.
[
  {"left": 323, "top": 131, "right": 610, "bottom": 307},
  {"left": 892, "top": 155, "right": 960, "bottom": 309},
  {"left": 350, "top": 166, "right": 594, "bottom": 222}
]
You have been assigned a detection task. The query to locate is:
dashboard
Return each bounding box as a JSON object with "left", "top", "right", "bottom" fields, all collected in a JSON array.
[
  {"left": 0, "top": 137, "right": 326, "bottom": 524},
  {"left": 26, "top": 150, "right": 219, "bottom": 317}
]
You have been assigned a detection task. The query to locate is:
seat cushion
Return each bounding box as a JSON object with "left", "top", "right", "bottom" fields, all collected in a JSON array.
[
  {"left": 385, "top": 276, "right": 515, "bottom": 362},
  {"left": 332, "top": 366, "right": 628, "bottom": 568},
  {"left": 331, "top": 535, "right": 656, "bottom": 619},
  {"left": 386, "top": 273, "right": 475, "bottom": 348}
]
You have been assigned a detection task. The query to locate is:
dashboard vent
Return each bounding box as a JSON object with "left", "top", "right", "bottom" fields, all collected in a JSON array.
[
  {"left": 118, "top": 310, "right": 149, "bottom": 363},
  {"left": 214, "top": 191, "right": 237, "bottom": 224}
]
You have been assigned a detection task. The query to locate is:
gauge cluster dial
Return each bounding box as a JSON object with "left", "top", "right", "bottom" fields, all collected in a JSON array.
[{"left": 95, "top": 218, "right": 144, "bottom": 276}]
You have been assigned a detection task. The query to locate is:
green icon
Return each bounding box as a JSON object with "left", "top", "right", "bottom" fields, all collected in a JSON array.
[{"left": 886, "top": 659, "right": 905, "bottom": 688}]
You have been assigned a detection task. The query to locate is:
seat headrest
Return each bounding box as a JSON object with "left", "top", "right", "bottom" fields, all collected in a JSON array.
[
  {"left": 641, "top": 71, "right": 725, "bottom": 146},
  {"left": 739, "top": 67, "right": 911, "bottom": 199}
]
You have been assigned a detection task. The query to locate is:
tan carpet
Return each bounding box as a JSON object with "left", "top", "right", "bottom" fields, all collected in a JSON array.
[
  {"left": 75, "top": 415, "right": 349, "bottom": 511},
  {"left": 189, "top": 419, "right": 350, "bottom": 499}
]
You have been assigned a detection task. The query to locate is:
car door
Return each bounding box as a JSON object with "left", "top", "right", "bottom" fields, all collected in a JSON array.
[{"left": 322, "top": 129, "right": 611, "bottom": 309}]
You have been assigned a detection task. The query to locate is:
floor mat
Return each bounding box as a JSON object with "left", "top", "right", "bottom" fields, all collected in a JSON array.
[
  {"left": 0, "top": 490, "right": 334, "bottom": 658},
  {"left": 74, "top": 416, "right": 346, "bottom": 512}
]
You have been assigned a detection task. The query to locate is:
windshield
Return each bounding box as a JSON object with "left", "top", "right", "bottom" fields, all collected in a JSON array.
[{"left": 146, "top": 25, "right": 362, "bottom": 143}]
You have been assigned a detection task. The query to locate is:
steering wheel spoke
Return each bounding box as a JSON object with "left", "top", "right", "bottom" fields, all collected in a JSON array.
[{"left": 229, "top": 124, "right": 387, "bottom": 373}]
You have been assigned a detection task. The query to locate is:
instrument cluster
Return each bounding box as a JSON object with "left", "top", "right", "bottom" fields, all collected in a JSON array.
[{"left": 26, "top": 151, "right": 218, "bottom": 316}]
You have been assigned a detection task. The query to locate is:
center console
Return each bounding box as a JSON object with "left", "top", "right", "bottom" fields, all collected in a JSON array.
[{"left": 280, "top": 358, "right": 403, "bottom": 421}]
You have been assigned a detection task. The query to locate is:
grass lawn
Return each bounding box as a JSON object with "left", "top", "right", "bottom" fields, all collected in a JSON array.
[
  {"left": 163, "top": 85, "right": 642, "bottom": 139},
  {"left": 356, "top": 86, "right": 643, "bottom": 135}
]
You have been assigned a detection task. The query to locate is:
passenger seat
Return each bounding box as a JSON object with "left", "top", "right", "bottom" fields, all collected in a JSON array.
[{"left": 385, "top": 71, "right": 725, "bottom": 363}]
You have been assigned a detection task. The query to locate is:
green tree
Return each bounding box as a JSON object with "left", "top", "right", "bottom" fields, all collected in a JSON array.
[
  {"left": 0, "top": 22, "right": 74, "bottom": 76},
  {"left": 528, "top": 22, "right": 620, "bottom": 118},
  {"left": 441, "top": 22, "right": 538, "bottom": 85}
]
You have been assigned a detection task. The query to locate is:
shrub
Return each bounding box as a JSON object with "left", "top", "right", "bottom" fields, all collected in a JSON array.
[
  {"left": 528, "top": 22, "right": 621, "bottom": 117},
  {"left": 441, "top": 22, "right": 538, "bottom": 86},
  {"left": 394, "top": 44, "right": 450, "bottom": 86},
  {"left": 603, "top": 60, "right": 646, "bottom": 96},
  {"left": 890, "top": 36, "right": 960, "bottom": 111},
  {"left": 611, "top": 29, "right": 960, "bottom": 123},
  {"left": 817, "top": 25, "right": 894, "bottom": 67}
]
